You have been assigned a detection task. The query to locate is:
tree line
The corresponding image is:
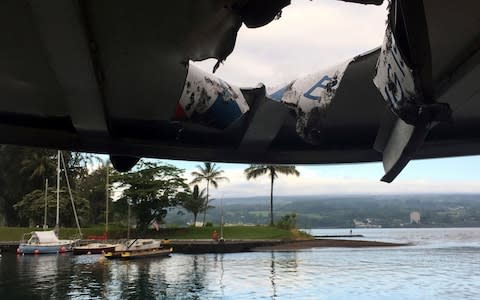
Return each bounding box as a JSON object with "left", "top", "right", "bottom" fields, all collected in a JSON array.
[{"left": 0, "top": 145, "right": 300, "bottom": 231}]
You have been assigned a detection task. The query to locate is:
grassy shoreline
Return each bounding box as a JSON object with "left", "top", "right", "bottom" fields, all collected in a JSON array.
[{"left": 0, "top": 225, "right": 311, "bottom": 241}]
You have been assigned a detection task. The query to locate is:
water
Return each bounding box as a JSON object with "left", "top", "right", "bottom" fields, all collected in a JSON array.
[{"left": 1, "top": 228, "right": 480, "bottom": 299}]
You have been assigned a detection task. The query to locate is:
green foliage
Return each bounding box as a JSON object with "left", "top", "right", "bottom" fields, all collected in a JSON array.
[
  {"left": 20, "top": 148, "right": 57, "bottom": 186},
  {"left": 14, "top": 188, "right": 90, "bottom": 227},
  {"left": 205, "top": 221, "right": 213, "bottom": 227},
  {"left": 276, "top": 213, "right": 297, "bottom": 230},
  {"left": 181, "top": 185, "right": 205, "bottom": 226},
  {"left": 114, "top": 161, "right": 189, "bottom": 233},
  {"left": 244, "top": 165, "right": 300, "bottom": 225},
  {"left": 190, "top": 162, "right": 228, "bottom": 227},
  {"left": 77, "top": 164, "right": 109, "bottom": 224},
  {"left": 0, "top": 225, "right": 308, "bottom": 241},
  {"left": 0, "top": 145, "right": 35, "bottom": 225},
  {"left": 0, "top": 146, "right": 103, "bottom": 226},
  {"left": 146, "top": 225, "right": 298, "bottom": 240}
]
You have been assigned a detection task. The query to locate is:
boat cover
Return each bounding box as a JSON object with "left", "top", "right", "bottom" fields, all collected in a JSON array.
[{"left": 31, "top": 231, "right": 60, "bottom": 243}]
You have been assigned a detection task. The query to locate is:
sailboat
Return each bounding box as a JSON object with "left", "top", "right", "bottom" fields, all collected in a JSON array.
[{"left": 17, "top": 151, "right": 81, "bottom": 254}]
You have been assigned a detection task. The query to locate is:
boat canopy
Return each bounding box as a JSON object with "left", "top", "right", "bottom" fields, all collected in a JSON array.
[{"left": 31, "top": 231, "right": 59, "bottom": 243}]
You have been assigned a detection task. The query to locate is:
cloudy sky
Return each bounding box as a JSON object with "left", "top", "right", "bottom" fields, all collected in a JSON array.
[{"left": 162, "top": 0, "right": 480, "bottom": 199}]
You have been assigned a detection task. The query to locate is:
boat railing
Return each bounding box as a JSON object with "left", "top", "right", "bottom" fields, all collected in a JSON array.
[
  {"left": 20, "top": 232, "right": 33, "bottom": 244},
  {"left": 70, "top": 233, "right": 82, "bottom": 240}
]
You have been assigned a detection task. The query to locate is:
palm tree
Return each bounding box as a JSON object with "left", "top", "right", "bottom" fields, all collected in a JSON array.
[
  {"left": 244, "top": 165, "right": 300, "bottom": 226},
  {"left": 20, "top": 149, "right": 57, "bottom": 187},
  {"left": 182, "top": 185, "right": 207, "bottom": 227},
  {"left": 191, "top": 162, "right": 228, "bottom": 226}
]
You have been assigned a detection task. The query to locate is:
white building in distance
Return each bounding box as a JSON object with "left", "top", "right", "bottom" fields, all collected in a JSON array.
[{"left": 410, "top": 211, "right": 421, "bottom": 224}]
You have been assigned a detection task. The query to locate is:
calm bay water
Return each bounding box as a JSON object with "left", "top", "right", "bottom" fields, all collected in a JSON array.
[{"left": 1, "top": 228, "right": 480, "bottom": 299}]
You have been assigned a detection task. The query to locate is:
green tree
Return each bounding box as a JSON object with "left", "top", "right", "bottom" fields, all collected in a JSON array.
[
  {"left": 0, "top": 146, "right": 97, "bottom": 226},
  {"left": 0, "top": 145, "right": 40, "bottom": 225},
  {"left": 181, "top": 185, "right": 206, "bottom": 227},
  {"left": 14, "top": 188, "right": 90, "bottom": 227},
  {"left": 244, "top": 165, "right": 300, "bottom": 225},
  {"left": 20, "top": 148, "right": 57, "bottom": 188},
  {"left": 114, "top": 161, "right": 189, "bottom": 232},
  {"left": 191, "top": 162, "right": 228, "bottom": 227},
  {"left": 77, "top": 164, "right": 110, "bottom": 225}
]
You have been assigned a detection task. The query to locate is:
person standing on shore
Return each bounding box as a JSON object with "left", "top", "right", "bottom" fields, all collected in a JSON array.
[{"left": 212, "top": 230, "right": 219, "bottom": 242}]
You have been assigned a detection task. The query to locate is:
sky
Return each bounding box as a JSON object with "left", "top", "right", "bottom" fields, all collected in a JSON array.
[{"left": 151, "top": 1, "right": 480, "bottom": 198}]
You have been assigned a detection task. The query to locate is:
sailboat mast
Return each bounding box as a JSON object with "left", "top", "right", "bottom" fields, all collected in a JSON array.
[
  {"left": 60, "top": 151, "right": 83, "bottom": 238},
  {"left": 55, "top": 150, "right": 60, "bottom": 233},
  {"left": 105, "top": 162, "right": 109, "bottom": 235},
  {"left": 43, "top": 178, "right": 48, "bottom": 229}
]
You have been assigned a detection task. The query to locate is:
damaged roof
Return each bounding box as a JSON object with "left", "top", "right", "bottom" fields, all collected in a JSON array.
[{"left": 0, "top": 0, "right": 479, "bottom": 181}]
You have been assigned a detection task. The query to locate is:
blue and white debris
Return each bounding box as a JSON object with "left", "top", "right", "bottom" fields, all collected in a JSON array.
[
  {"left": 268, "top": 60, "right": 351, "bottom": 144},
  {"left": 373, "top": 28, "right": 418, "bottom": 124},
  {"left": 175, "top": 63, "right": 249, "bottom": 129}
]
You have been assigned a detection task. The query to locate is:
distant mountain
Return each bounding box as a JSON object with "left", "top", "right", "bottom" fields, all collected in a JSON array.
[{"left": 166, "top": 194, "right": 480, "bottom": 228}]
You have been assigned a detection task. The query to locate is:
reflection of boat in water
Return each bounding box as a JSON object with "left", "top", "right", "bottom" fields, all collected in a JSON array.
[
  {"left": 73, "top": 242, "right": 117, "bottom": 255},
  {"left": 104, "top": 239, "right": 172, "bottom": 260},
  {"left": 17, "top": 230, "right": 79, "bottom": 254}
]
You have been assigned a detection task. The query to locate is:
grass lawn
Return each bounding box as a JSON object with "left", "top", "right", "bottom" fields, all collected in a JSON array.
[{"left": 0, "top": 225, "right": 310, "bottom": 241}]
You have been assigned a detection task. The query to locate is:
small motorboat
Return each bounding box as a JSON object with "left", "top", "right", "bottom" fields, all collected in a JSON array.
[
  {"left": 120, "top": 247, "right": 172, "bottom": 260},
  {"left": 104, "top": 239, "right": 172, "bottom": 260},
  {"left": 73, "top": 243, "right": 117, "bottom": 255},
  {"left": 17, "top": 231, "right": 79, "bottom": 255}
]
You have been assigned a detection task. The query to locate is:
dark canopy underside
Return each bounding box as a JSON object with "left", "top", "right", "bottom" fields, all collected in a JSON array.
[{"left": 0, "top": 0, "right": 479, "bottom": 181}]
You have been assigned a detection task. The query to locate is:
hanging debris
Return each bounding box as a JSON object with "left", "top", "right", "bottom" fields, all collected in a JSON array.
[
  {"left": 175, "top": 63, "right": 249, "bottom": 130},
  {"left": 268, "top": 60, "right": 351, "bottom": 144}
]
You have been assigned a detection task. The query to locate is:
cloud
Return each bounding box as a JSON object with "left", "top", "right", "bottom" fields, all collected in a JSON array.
[
  {"left": 194, "top": 0, "right": 388, "bottom": 86},
  {"left": 168, "top": 2, "right": 480, "bottom": 197},
  {"left": 184, "top": 165, "right": 480, "bottom": 199}
]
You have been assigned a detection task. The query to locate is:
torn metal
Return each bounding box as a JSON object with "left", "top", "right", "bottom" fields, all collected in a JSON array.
[
  {"left": 373, "top": 28, "right": 419, "bottom": 124},
  {"left": 268, "top": 60, "right": 351, "bottom": 144},
  {"left": 175, "top": 63, "right": 249, "bottom": 130}
]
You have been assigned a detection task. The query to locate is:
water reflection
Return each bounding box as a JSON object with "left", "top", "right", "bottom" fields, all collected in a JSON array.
[
  {"left": 213, "top": 254, "right": 225, "bottom": 298},
  {"left": 2, "top": 229, "right": 480, "bottom": 299},
  {"left": 17, "top": 254, "right": 59, "bottom": 292},
  {"left": 270, "top": 252, "right": 277, "bottom": 299}
]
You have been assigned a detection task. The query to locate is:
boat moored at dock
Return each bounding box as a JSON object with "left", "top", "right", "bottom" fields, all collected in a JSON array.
[
  {"left": 104, "top": 239, "right": 172, "bottom": 260},
  {"left": 17, "top": 231, "right": 79, "bottom": 255},
  {"left": 73, "top": 243, "right": 117, "bottom": 255}
]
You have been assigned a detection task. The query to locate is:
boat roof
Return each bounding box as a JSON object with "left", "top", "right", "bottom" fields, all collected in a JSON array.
[{"left": 32, "top": 231, "right": 59, "bottom": 243}]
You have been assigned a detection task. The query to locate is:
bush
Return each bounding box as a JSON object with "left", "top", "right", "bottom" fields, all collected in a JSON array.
[
  {"left": 276, "top": 213, "right": 297, "bottom": 230},
  {"left": 205, "top": 221, "right": 213, "bottom": 227}
]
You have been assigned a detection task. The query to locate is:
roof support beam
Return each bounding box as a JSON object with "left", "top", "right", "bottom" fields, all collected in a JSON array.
[
  {"left": 30, "top": 0, "right": 108, "bottom": 135},
  {"left": 239, "top": 87, "right": 289, "bottom": 153}
]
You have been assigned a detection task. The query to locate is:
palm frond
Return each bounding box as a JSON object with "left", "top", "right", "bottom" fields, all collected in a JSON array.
[
  {"left": 244, "top": 165, "right": 269, "bottom": 180},
  {"left": 273, "top": 165, "right": 300, "bottom": 176}
]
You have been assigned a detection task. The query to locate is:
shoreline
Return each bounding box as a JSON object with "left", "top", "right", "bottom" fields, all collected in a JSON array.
[
  {"left": 1, "top": 239, "right": 409, "bottom": 254},
  {"left": 169, "top": 239, "right": 409, "bottom": 253}
]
